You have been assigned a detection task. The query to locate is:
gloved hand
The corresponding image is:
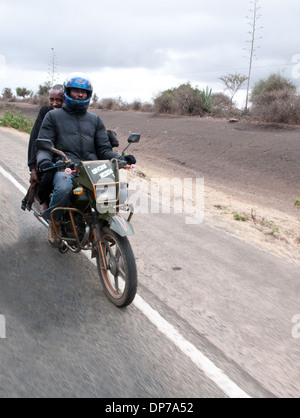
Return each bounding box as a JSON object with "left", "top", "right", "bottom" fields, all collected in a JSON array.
[
  {"left": 39, "top": 160, "right": 53, "bottom": 172},
  {"left": 107, "top": 130, "right": 119, "bottom": 148},
  {"left": 124, "top": 155, "right": 136, "bottom": 165}
]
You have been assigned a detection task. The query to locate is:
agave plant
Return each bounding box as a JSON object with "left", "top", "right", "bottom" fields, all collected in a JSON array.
[{"left": 201, "top": 87, "right": 213, "bottom": 113}]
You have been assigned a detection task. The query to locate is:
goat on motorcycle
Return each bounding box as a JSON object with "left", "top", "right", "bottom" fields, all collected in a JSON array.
[{"left": 37, "top": 72, "right": 136, "bottom": 247}]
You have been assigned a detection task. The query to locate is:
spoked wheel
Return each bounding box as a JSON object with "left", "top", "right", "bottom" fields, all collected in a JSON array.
[{"left": 96, "top": 227, "right": 137, "bottom": 308}]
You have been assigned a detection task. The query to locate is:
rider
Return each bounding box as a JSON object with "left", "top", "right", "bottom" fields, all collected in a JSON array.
[
  {"left": 27, "top": 85, "right": 64, "bottom": 212},
  {"left": 37, "top": 72, "right": 136, "bottom": 246}
]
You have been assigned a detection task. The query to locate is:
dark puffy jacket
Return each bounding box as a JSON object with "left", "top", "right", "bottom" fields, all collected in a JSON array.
[
  {"left": 37, "top": 104, "right": 120, "bottom": 165},
  {"left": 28, "top": 105, "right": 52, "bottom": 170}
]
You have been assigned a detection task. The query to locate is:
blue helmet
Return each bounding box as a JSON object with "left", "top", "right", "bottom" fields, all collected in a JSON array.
[{"left": 64, "top": 72, "right": 93, "bottom": 110}]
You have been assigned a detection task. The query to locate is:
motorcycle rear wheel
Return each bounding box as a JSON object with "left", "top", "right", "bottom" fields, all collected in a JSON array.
[{"left": 96, "top": 227, "right": 137, "bottom": 308}]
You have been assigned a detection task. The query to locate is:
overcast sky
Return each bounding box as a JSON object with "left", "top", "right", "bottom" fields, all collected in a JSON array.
[{"left": 0, "top": 0, "right": 299, "bottom": 106}]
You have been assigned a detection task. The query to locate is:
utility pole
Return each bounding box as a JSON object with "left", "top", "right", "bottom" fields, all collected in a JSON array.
[{"left": 244, "top": 0, "right": 263, "bottom": 113}]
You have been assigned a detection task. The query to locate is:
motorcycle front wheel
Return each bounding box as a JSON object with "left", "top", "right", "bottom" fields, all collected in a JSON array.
[{"left": 96, "top": 227, "right": 137, "bottom": 308}]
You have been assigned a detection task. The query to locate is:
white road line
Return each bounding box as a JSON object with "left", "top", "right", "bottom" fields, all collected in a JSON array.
[
  {"left": 133, "top": 294, "right": 251, "bottom": 398},
  {"left": 0, "top": 165, "right": 27, "bottom": 195},
  {"left": 0, "top": 314, "right": 6, "bottom": 339},
  {"left": 0, "top": 164, "right": 251, "bottom": 398}
]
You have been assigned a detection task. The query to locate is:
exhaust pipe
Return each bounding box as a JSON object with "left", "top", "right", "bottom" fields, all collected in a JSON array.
[{"left": 33, "top": 208, "right": 49, "bottom": 228}]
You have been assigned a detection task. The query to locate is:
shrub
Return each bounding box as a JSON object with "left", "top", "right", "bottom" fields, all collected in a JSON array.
[
  {"left": 251, "top": 88, "right": 300, "bottom": 124},
  {"left": 153, "top": 89, "right": 175, "bottom": 114},
  {"left": 234, "top": 212, "right": 248, "bottom": 222},
  {"left": 97, "top": 97, "right": 130, "bottom": 111},
  {"left": 211, "top": 93, "right": 233, "bottom": 117},
  {"left": 0, "top": 105, "right": 34, "bottom": 133},
  {"left": 131, "top": 99, "right": 142, "bottom": 111},
  {"left": 38, "top": 94, "right": 51, "bottom": 106},
  {"left": 251, "top": 74, "right": 300, "bottom": 124},
  {"left": 139, "top": 102, "right": 154, "bottom": 112},
  {"left": 154, "top": 83, "right": 207, "bottom": 116},
  {"left": 98, "top": 98, "right": 118, "bottom": 110},
  {"left": 175, "top": 84, "right": 206, "bottom": 116},
  {"left": 251, "top": 74, "right": 296, "bottom": 99}
]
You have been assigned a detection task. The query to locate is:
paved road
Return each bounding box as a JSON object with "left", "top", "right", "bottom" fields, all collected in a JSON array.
[{"left": 0, "top": 128, "right": 299, "bottom": 398}]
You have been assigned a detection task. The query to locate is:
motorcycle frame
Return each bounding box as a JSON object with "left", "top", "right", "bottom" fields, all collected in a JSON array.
[{"left": 50, "top": 207, "right": 91, "bottom": 251}]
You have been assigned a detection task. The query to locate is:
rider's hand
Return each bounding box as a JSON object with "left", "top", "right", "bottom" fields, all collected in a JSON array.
[
  {"left": 30, "top": 169, "right": 38, "bottom": 184},
  {"left": 117, "top": 158, "right": 128, "bottom": 168},
  {"left": 55, "top": 160, "right": 65, "bottom": 169},
  {"left": 124, "top": 155, "right": 136, "bottom": 165},
  {"left": 39, "top": 160, "right": 53, "bottom": 172}
]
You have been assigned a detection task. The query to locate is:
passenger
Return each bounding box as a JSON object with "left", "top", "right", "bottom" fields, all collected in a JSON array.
[{"left": 26, "top": 85, "right": 64, "bottom": 212}]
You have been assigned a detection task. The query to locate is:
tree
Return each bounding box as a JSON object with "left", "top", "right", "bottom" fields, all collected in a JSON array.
[
  {"left": 38, "top": 81, "right": 52, "bottom": 96},
  {"left": 244, "top": 0, "right": 263, "bottom": 112},
  {"left": 1, "top": 87, "right": 13, "bottom": 100},
  {"left": 92, "top": 93, "right": 99, "bottom": 106},
  {"left": 16, "top": 87, "right": 31, "bottom": 99},
  {"left": 219, "top": 73, "right": 248, "bottom": 107}
]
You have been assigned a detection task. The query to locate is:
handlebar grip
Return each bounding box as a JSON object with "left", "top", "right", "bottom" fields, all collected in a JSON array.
[
  {"left": 40, "top": 162, "right": 68, "bottom": 173},
  {"left": 119, "top": 163, "right": 136, "bottom": 170},
  {"left": 40, "top": 165, "right": 55, "bottom": 173},
  {"left": 117, "top": 160, "right": 128, "bottom": 169}
]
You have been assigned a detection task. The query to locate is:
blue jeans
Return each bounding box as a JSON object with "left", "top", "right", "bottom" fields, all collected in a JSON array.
[{"left": 42, "top": 171, "right": 75, "bottom": 221}]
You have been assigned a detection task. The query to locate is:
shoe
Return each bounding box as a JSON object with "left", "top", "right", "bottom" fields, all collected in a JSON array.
[{"left": 48, "top": 221, "right": 62, "bottom": 248}]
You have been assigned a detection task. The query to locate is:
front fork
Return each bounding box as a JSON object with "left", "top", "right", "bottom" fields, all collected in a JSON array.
[{"left": 91, "top": 208, "right": 108, "bottom": 271}]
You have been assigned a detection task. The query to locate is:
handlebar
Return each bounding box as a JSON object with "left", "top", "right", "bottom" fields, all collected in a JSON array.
[
  {"left": 40, "top": 161, "right": 73, "bottom": 173},
  {"left": 40, "top": 160, "right": 135, "bottom": 174},
  {"left": 117, "top": 161, "right": 135, "bottom": 170}
]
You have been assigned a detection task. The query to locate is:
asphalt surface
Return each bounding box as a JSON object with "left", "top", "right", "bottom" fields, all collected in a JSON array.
[{"left": 0, "top": 128, "right": 300, "bottom": 398}]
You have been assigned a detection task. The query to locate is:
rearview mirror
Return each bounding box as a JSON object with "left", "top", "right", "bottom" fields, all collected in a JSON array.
[
  {"left": 36, "top": 139, "right": 70, "bottom": 163},
  {"left": 128, "top": 133, "right": 140, "bottom": 144},
  {"left": 122, "top": 133, "right": 141, "bottom": 156},
  {"left": 36, "top": 139, "right": 54, "bottom": 151}
]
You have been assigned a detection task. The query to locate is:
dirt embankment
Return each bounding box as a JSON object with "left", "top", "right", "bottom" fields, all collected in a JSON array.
[
  {"left": 95, "top": 110, "right": 300, "bottom": 265},
  {"left": 2, "top": 101, "right": 300, "bottom": 265}
]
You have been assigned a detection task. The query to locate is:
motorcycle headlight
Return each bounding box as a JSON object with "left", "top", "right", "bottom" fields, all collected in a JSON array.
[{"left": 95, "top": 184, "right": 117, "bottom": 203}]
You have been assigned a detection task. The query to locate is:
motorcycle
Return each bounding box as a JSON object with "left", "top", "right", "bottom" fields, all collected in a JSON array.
[{"left": 32, "top": 133, "right": 140, "bottom": 308}]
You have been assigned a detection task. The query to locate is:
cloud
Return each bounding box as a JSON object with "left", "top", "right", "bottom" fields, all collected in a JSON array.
[
  {"left": 0, "top": 0, "right": 249, "bottom": 71},
  {"left": 0, "top": 0, "right": 300, "bottom": 102}
]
